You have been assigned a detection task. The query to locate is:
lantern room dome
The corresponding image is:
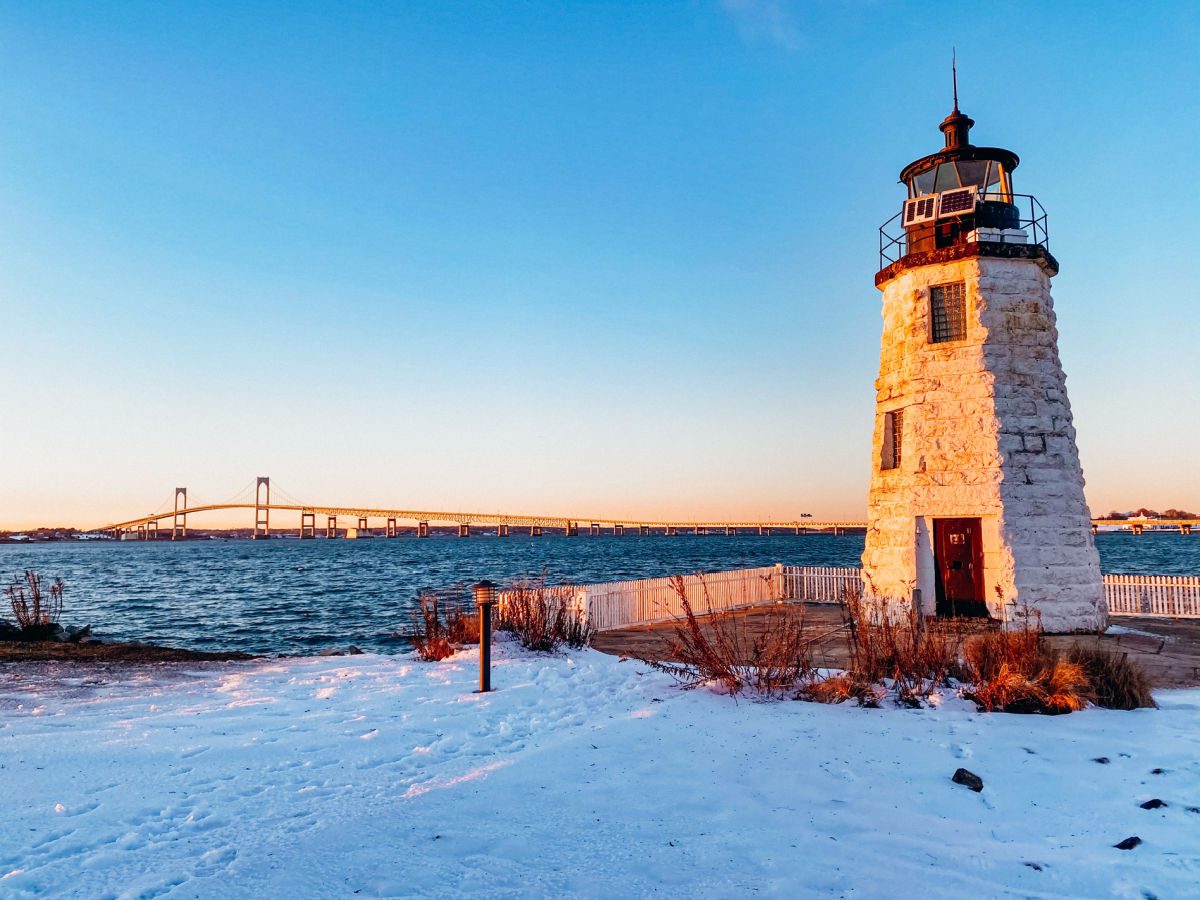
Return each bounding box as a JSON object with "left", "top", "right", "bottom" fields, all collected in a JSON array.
[{"left": 899, "top": 104, "right": 1019, "bottom": 200}]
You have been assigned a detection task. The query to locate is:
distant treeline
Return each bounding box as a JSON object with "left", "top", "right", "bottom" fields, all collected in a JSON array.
[{"left": 1104, "top": 508, "right": 1197, "bottom": 520}]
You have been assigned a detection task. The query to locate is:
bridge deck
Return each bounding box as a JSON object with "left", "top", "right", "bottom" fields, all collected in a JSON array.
[{"left": 591, "top": 604, "right": 1200, "bottom": 689}]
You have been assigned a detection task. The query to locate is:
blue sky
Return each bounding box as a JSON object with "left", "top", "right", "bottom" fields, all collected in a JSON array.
[{"left": 1, "top": 1, "right": 1197, "bottom": 528}]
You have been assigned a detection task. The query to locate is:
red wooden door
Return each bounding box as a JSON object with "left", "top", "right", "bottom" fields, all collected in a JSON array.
[{"left": 934, "top": 518, "right": 987, "bottom": 617}]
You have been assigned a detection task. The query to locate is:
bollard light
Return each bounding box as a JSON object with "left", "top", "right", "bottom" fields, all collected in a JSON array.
[{"left": 474, "top": 580, "right": 498, "bottom": 693}]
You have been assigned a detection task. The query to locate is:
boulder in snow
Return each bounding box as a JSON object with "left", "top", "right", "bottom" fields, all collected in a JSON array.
[
  {"left": 950, "top": 772, "right": 979, "bottom": 792},
  {"left": 952, "top": 768, "right": 983, "bottom": 792}
]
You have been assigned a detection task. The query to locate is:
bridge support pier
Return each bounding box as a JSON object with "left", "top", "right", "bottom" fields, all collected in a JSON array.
[
  {"left": 590, "top": 523, "right": 600, "bottom": 536},
  {"left": 458, "top": 523, "right": 471, "bottom": 538},
  {"left": 530, "top": 526, "right": 542, "bottom": 537},
  {"left": 1131, "top": 524, "right": 1144, "bottom": 536},
  {"left": 639, "top": 525, "right": 649, "bottom": 536},
  {"left": 172, "top": 487, "right": 187, "bottom": 540},
  {"left": 666, "top": 526, "right": 678, "bottom": 537},
  {"left": 497, "top": 524, "right": 509, "bottom": 537},
  {"left": 1182, "top": 524, "right": 1193, "bottom": 536},
  {"left": 726, "top": 526, "right": 736, "bottom": 536},
  {"left": 147, "top": 520, "right": 159, "bottom": 540},
  {"left": 300, "top": 511, "right": 316, "bottom": 539},
  {"left": 326, "top": 516, "right": 337, "bottom": 538},
  {"left": 614, "top": 524, "right": 624, "bottom": 537},
  {"left": 386, "top": 518, "right": 397, "bottom": 538},
  {"left": 136, "top": 524, "right": 146, "bottom": 540},
  {"left": 1091, "top": 523, "right": 1099, "bottom": 536},
  {"left": 253, "top": 477, "right": 270, "bottom": 540},
  {"left": 356, "top": 517, "right": 369, "bottom": 537},
  {"left": 565, "top": 522, "right": 578, "bottom": 537},
  {"left": 417, "top": 521, "right": 430, "bottom": 538}
]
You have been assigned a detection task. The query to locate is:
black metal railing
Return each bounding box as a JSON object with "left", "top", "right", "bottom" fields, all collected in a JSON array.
[{"left": 879, "top": 193, "right": 1049, "bottom": 270}]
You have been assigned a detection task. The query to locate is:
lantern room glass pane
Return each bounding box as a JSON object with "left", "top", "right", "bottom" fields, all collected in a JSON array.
[
  {"left": 933, "top": 163, "right": 960, "bottom": 192},
  {"left": 910, "top": 169, "right": 936, "bottom": 197},
  {"left": 956, "top": 160, "right": 988, "bottom": 188}
]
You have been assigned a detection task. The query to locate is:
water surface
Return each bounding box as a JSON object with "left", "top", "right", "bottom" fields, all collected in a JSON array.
[{"left": 1, "top": 532, "right": 1194, "bottom": 655}]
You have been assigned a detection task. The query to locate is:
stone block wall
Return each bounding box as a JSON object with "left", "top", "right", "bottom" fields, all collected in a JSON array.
[{"left": 862, "top": 253, "right": 1106, "bottom": 632}]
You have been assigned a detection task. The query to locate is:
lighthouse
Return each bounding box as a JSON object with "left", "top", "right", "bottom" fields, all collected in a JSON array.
[{"left": 861, "top": 83, "right": 1105, "bottom": 633}]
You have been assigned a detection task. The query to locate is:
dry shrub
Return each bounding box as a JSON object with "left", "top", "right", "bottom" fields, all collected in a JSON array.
[
  {"left": 408, "top": 592, "right": 458, "bottom": 661},
  {"left": 6, "top": 570, "right": 65, "bottom": 638},
  {"left": 962, "top": 629, "right": 1092, "bottom": 714},
  {"left": 639, "top": 576, "right": 817, "bottom": 698},
  {"left": 446, "top": 606, "right": 480, "bottom": 645},
  {"left": 497, "top": 580, "right": 593, "bottom": 652},
  {"left": 1066, "top": 644, "right": 1157, "bottom": 710},
  {"left": 802, "top": 673, "right": 881, "bottom": 707},
  {"left": 843, "top": 593, "right": 963, "bottom": 701}
]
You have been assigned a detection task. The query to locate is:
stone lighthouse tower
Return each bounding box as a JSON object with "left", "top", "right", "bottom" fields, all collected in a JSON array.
[{"left": 861, "top": 89, "right": 1105, "bottom": 633}]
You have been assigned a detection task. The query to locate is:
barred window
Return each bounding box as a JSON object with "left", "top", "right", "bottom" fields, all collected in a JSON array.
[
  {"left": 930, "top": 282, "right": 967, "bottom": 343},
  {"left": 881, "top": 409, "right": 903, "bottom": 471}
]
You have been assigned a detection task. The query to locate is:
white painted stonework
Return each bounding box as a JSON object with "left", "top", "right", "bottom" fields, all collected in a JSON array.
[{"left": 861, "top": 253, "right": 1106, "bottom": 632}]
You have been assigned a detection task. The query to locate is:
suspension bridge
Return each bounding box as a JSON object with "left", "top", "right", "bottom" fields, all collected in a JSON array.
[
  {"left": 93, "top": 477, "right": 1199, "bottom": 541},
  {"left": 94, "top": 477, "right": 866, "bottom": 540}
]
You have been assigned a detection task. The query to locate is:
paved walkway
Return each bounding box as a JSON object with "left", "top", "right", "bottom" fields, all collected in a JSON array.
[{"left": 590, "top": 603, "right": 1200, "bottom": 689}]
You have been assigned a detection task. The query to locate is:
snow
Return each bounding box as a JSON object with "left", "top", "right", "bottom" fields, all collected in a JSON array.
[
  {"left": 1105, "top": 624, "right": 1171, "bottom": 640},
  {"left": 1, "top": 645, "right": 1197, "bottom": 899}
]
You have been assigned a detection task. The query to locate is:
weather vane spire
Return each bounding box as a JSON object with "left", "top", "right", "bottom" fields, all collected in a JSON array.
[{"left": 952, "top": 48, "right": 959, "bottom": 112}]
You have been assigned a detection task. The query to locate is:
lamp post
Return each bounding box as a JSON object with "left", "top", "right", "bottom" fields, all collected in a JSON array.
[{"left": 474, "top": 580, "right": 497, "bottom": 692}]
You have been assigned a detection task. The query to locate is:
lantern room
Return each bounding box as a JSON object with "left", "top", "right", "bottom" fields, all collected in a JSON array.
[{"left": 878, "top": 93, "right": 1051, "bottom": 274}]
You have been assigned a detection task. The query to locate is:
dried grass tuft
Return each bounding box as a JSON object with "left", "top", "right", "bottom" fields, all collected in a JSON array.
[
  {"left": 408, "top": 592, "right": 457, "bottom": 662},
  {"left": 1066, "top": 644, "right": 1157, "bottom": 710},
  {"left": 638, "top": 576, "right": 818, "bottom": 698},
  {"left": 962, "top": 628, "right": 1093, "bottom": 714},
  {"left": 497, "top": 579, "right": 593, "bottom": 652}
]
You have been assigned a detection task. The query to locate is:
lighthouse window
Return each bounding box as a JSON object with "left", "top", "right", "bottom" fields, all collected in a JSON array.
[
  {"left": 881, "top": 410, "right": 903, "bottom": 471},
  {"left": 930, "top": 282, "right": 967, "bottom": 343},
  {"left": 933, "top": 163, "right": 961, "bottom": 192}
]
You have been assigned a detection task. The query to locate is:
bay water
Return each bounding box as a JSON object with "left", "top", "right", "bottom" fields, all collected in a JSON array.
[{"left": 1, "top": 532, "right": 1196, "bottom": 655}]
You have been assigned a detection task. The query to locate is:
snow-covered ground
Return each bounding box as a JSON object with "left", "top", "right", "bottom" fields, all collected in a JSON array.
[{"left": 1, "top": 644, "right": 1197, "bottom": 899}]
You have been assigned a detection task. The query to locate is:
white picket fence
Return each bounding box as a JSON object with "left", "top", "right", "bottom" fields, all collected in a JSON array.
[
  {"left": 499, "top": 567, "right": 1200, "bottom": 633},
  {"left": 1103, "top": 574, "right": 1200, "bottom": 618},
  {"left": 580, "top": 565, "right": 784, "bottom": 631},
  {"left": 779, "top": 565, "right": 861, "bottom": 603}
]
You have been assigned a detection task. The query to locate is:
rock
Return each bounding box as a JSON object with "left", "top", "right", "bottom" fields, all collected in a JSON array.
[
  {"left": 1113, "top": 836, "right": 1142, "bottom": 851},
  {"left": 348, "top": 646, "right": 364, "bottom": 655},
  {"left": 318, "top": 648, "right": 345, "bottom": 657},
  {"left": 1093, "top": 756, "right": 1110, "bottom": 764},
  {"left": 0, "top": 621, "right": 20, "bottom": 640},
  {"left": 952, "top": 768, "right": 984, "bottom": 792},
  {"left": 1140, "top": 799, "right": 1166, "bottom": 810},
  {"left": 66, "top": 625, "right": 92, "bottom": 644}
]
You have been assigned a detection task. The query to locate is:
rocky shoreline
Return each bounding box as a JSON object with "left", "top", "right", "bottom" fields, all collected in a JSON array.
[{"left": 0, "top": 640, "right": 257, "bottom": 663}]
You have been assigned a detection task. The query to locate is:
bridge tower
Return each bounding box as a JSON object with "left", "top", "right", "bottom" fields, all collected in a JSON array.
[
  {"left": 253, "top": 477, "right": 270, "bottom": 540},
  {"left": 862, "top": 80, "right": 1104, "bottom": 632},
  {"left": 172, "top": 487, "right": 187, "bottom": 540}
]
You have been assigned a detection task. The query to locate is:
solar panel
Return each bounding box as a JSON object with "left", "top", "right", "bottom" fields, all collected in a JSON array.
[
  {"left": 937, "top": 187, "right": 977, "bottom": 217},
  {"left": 903, "top": 195, "right": 938, "bottom": 226}
]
